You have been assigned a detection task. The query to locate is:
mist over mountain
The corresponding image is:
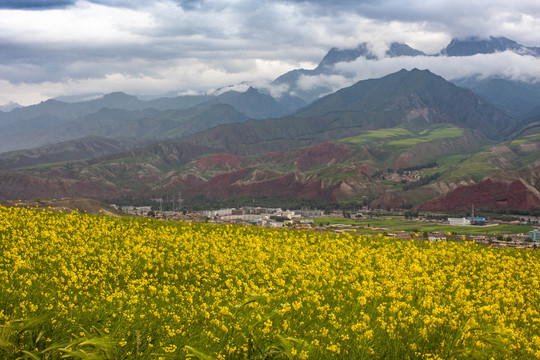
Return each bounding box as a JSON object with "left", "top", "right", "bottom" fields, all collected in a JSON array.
[
  {"left": 269, "top": 36, "right": 540, "bottom": 107},
  {"left": 5, "top": 68, "right": 537, "bottom": 212},
  {"left": 0, "top": 102, "right": 21, "bottom": 112},
  {"left": 386, "top": 43, "right": 426, "bottom": 57},
  {"left": 2, "top": 35, "right": 540, "bottom": 211},
  {"left": 441, "top": 36, "right": 540, "bottom": 57}
]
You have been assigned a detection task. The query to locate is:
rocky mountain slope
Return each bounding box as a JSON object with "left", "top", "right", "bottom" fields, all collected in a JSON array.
[
  {"left": 440, "top": 36, "right": 540, "bottom": 56},
  {"left": 4, "top": 68, "right": 538, "bottom": 212}
]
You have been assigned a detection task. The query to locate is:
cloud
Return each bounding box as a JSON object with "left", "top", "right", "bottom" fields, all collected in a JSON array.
[
  {"left": 0, "top": 0, "right": 75, "bottom": 9},
  {"left": 333, "top": 51, "right": 540, "bottom": 83},
  {"left": 1, "top": 0, "right": 540, "bottom": 105}
]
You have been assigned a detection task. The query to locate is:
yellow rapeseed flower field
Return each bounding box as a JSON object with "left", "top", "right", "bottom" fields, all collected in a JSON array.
[{"left": 1, "top": 204, "right": 540, "bottom": 359}]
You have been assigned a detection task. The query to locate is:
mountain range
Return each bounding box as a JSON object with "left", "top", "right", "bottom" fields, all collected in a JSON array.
[
  {"left": 273, "top": 36, "right": 540, "bottom": 108},
  {"left": 2, "top": 36, "right": 540, "bottom": 212}
]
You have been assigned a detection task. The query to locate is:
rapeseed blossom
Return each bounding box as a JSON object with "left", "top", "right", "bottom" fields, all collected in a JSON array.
[{"left": 0, "top": 204, "right": 539, "bottom": 359}]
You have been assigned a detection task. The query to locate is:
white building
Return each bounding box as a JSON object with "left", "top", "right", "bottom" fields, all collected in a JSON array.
[
  {"left": 202, "top": 208, "right": 234, "bottom": 217},
  {"left": 448, "top": 217, "right": 471, "bottom": 226}
]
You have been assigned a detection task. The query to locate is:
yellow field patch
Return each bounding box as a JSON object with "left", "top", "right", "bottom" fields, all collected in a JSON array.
[{"left": 1, "top": 205, "right": 539, "bottom": 359}]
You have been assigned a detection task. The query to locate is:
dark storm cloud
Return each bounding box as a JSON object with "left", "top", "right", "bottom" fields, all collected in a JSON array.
[
  {"left": 85, "top": 0, "right": 205, "bottom": 10},
  {"left": 0, "top": 0, "right": 75, "bottom": 9}
]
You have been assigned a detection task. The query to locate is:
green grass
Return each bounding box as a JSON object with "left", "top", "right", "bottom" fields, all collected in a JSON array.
[
  {"left": 523, "top": 133, "right": 540, "bottom": 141},
  {"left": 436, "top": 154, "right": 469, "bottom": 166},
  {"left": 443, "top": 152, "right": 498, "bottom": 181},
  {"left": 309, "top": 166, "right": 359, "bottom": 183},
  {"left": 314, "top": 217, "right": 534, "bottom": 235},
  {"left": 385, "top": 126, "right": 464, "bottom": 147},
  {"left": 510, "top": 139, "right": 527, "bottom": 145},
  {"left": 510, "top": 133, "right": 540, "bottom": 146},
  {"left": 338, "top": 128, "right": 414, "bottom": 144}
]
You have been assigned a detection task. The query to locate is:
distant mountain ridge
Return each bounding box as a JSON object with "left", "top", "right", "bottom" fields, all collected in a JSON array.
[
  {"left": 0, "top": 87, "right": 290, "bottom": 154},
  {"left": 317, "top": 43, "right": 377, "bottom": 69},
  {"left": 455, "top": 78, "right": 540, "bottom": 119},
  {"left": 386, "top": 43, "right": 426, "bottom": 57},
  {"left": 3, "top": 35, "right": 538, "bottom": 147},
  {"left": 272, "top": 35, "right": 540, "bottom": 106},
  {"left": 441, "top": 36, "right": 540, "bottom": 57},
  {"left": 4, "top": 68, "right": 533, "bottom": 212},
  {"left": 296, "top": 69, "right": 512, "bottom": 138},
  {"left": 2, "top": 37, "right": 540, "bottom": 212},
  {"left": 0, "top": 136, "right": 148, "bottom": 170}
]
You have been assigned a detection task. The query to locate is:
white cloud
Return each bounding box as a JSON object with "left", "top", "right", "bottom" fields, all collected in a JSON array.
[
  {"left": 0, "top": 2, "right": 154, "bottom": 45},
  {"left": 333, "top": 52, "right": 540, "bottom": 83},
  {"left": 296, "top": 73, "right": 352, "bottom": 93},
  {"left": 1, "top": 0, "right": 540, "bottom": 105}
]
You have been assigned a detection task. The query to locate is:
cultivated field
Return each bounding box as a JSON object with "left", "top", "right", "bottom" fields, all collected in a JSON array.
[
  {"left": 1, "top": 205, "right": 539, "bottom": 359},
  {"left": 314, "top": 217, "right": 534, "bottom": 236}
]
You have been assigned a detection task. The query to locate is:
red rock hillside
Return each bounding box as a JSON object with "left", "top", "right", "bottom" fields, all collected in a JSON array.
[{"left": 420, "top": 178, "right": 540, "bottom": 211}]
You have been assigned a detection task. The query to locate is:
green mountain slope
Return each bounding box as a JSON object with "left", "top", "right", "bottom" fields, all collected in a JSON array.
[
  {"left": 0, "top": 136, "right": 149, "bottom": 170},
  {"left": 453, "top": 77, "right": 540, "bottom": 119},
  {"left": 0, "top": 104, "right": 248, "bottom": 154},
  {"left": 1, "top": 69, "right": 538, "bottom": 211},
  {"left": 297, "top": 69, "right": 513, "bottom": 139},
  {"left": 377, "top": 117, "right": 540, "bottom": 211},
  {"left": 0, "top": 88, "right": 289, "bottom": 153},
  {"left": 181, "top": 69, "right": 512, "bottom": 157},
  {"left": 210, "top": 87, "right": 288, "bottom": 119}
]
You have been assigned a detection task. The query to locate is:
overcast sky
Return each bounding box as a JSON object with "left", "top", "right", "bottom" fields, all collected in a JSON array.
[{"left": 2, "top": 0, "right": 540, "bottom": 106}]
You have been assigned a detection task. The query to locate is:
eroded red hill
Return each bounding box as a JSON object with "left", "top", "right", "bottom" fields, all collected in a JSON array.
[{"left": 420, "top": 178, "right": 540, "bottom": 211}]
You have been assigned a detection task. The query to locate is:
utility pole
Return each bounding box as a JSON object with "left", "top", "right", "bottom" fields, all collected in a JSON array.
[{"left": 178, "top": 192, "right": 183, "bottom": 211}]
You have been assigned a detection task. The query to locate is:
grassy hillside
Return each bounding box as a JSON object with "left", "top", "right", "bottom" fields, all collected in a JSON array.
[
  {"left": 0, "top": 136, "right": 149, "bottom": 170},
  {"left": 296, "top": 69, "right": 514, "bottom": 139}
]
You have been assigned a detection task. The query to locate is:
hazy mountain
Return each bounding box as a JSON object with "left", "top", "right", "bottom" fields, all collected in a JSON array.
[
  {"left": 0, "top": 87, "right": 292, "bottom": 153},
  {"left": 2, "top": 68, "right": 540, "bottom": 211},
  {"left": 0, "top": 108, "right": 158, "bottom": 153},
  {"left": 441, "top": 36, "right": 540, "bottom": 57},
  {"left": 0, "top": 102, "right": 21, "bottom": 112},
  {"left": 0, "top": 136, "right": 149, "bottom": 170},
  {"left": 0, "top": 92, "right": 147, "bottom": 128},
  {"left": 209, "top": 87, "right": 287, "bottom": 119},
  {"left": 455, "top": 78, "right": 540, "bottom": 119},
  {"left": 271, "top": 36, "right": 540, "bottom": 107},
  {"left": 316, "top": 43, "right": 377, "bottom": 69},
  {"left": 386, "top": 42, "right": 426, "bottom": 57},
  {"left": 0, "top": 103, "right": 249, "bottom": 153},
  {"left": 272, "top": 68, "right": 331, "bottom": 107},
  {"left": 272, "top": 43, "right": 382, "bottom": 105},
  {"left": 140, "top": 94, "right": 212, "bottom": 110}
]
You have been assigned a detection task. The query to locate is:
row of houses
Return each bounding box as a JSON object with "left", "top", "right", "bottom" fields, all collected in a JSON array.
[{"left": 202, "top": 207, "right": 324, "bottom": 221}]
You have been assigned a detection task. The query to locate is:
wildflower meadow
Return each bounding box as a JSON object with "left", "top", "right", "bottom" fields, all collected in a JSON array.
[{"left": 1, "top": 204, "right": 539, "bottom": 359}]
